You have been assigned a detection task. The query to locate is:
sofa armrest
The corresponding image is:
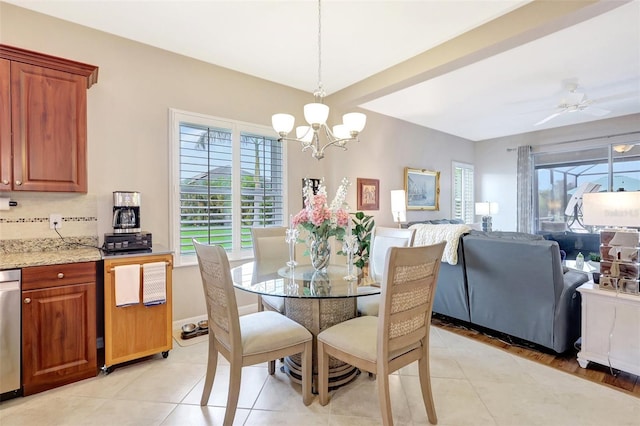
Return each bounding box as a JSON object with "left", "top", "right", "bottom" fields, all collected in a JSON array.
[{"left": 553, "top": 269, "right": 590, "bottom": 352}]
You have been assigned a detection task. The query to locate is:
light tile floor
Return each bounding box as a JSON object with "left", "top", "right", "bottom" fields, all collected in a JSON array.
[{"left": 1, "top": 326, "right": 639, "bottom": 425}]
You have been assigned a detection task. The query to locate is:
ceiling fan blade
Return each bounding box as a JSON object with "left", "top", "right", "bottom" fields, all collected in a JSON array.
[
  {"left": 583, "top": 106, "right": 611, "bottom": 117},
  {"left": 535, "top": 111, "right": 564, "bottom": 126}
]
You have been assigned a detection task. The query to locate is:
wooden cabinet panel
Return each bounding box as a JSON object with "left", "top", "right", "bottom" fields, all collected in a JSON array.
[
  {"left": 0, "top": 44, "right": 97, "bottom": 193},
  {"left": 103, "top": 254, "right": 173, "bottom": 368},
  {"left": 11, "top": 62, "right": 87, "bottom": 192},
  {"left": 0, "top": 58, "right": 11, "bottom": 190},
  {"left": 22, "top": 262, "right": 97, "bottom": 396}
]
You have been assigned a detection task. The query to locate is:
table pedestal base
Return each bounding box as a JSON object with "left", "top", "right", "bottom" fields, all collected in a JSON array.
[{"left": 284, "top": 296, "right": 359, "bottom": 392}]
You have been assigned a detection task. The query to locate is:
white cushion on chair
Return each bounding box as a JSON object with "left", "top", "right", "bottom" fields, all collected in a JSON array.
[
  {"left": 261, "top": 295, "right": 285, "bottom": 313},
  {"left": 318, "top": 316, "right": 378, "bottom": 362},
  {"left": 240, "top": 311, "right": 311, "bottom": 355},
  {"left": 357, "top": 294, "right": 380, "bottom": 317}
]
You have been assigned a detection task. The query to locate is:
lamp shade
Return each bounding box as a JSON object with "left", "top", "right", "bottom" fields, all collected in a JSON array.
[
  {"left": 343, "top": 112, "right": 367, "bottom": 133},
  {"left": 390, "top": 190, "right": 406, "bottom": 223},
  {"left": 272, "top": 113, "right": 295, "bottom": 135},
  {"left": 582, "top": 192, "right": 640, "bottom": 227},
  {"left": 303, "top": 102, "right": 329, "bottom": 126},
  {"left": 475, "top": 202, "right": 498, "bottom": 216},
  {"left": 295, "top": 126, "right": 313, "bottom": 143}
]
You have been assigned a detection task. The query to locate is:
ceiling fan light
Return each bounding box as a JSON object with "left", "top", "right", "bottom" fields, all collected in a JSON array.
[
  {"left": 303, "top": 103, "right": 329, "bottom": 126},
  {"left": 613, "top": 144, "right": 634, "bottom": 153},
  {"left": 272, "top": 113, "right": 295, "bottom": 135},
  {"left": 296, "top": 126, "right": 313, "bottom": 143},
  {"left": 343, "top": 112, "right": 366, "bottom": 133}
]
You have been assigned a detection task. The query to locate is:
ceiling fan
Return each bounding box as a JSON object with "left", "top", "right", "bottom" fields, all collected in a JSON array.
[{"left": 535, "top": 82, "right": 611, "bottom": 126}]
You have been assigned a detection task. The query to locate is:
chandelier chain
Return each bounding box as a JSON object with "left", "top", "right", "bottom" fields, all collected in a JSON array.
[{"left": 316, "top": 0, "right": 324, "bottom": 98}]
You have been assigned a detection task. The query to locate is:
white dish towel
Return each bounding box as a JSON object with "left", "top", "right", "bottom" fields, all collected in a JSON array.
[
  {"left": 114, "top": 264, "right": 141, "bottom": 307},
  {"left": 143, "top": 262, "right": 167, "bottom": 306}
]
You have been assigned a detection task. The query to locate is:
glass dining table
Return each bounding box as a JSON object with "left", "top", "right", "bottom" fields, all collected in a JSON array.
[{"left": 230, "top": 260, "right": 380, "bottom": 390}]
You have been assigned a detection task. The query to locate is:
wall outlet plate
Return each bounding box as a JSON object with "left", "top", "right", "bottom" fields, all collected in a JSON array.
[{"left": 50, "top": 214, "right": 62, "bottom": 229}]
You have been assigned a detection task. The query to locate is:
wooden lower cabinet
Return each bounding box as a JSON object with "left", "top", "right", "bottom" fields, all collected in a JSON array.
[
  {"left": 103, "top": 253, "right": 173, "bottom": 370},
  {"left": 22, "top": 262, "right": 97, "bottom": 396}
]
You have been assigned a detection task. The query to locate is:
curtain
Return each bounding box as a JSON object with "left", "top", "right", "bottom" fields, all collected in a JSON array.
[{"left": 517, "top": 145, "right": 534, "bottom": 233}]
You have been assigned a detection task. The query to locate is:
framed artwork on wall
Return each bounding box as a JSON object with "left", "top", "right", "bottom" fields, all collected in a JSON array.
[
  {"left": 404, "top": 167, "right": 440, "bottom": 210},
  {"left": 357, "top": 178, "right": 379, "bottom": 210},
  {"left": 302, "top": 178, "right": 322, "bottom": 208}
]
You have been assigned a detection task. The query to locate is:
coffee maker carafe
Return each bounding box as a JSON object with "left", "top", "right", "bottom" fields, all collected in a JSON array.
[{"left": 112, "top": 191, "right": 141, "bottom": 233}]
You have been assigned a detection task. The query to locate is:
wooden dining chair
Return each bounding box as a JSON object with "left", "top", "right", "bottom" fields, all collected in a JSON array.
[
  {"left": 250, "top": 226, "right": 288, "bottom": 315},
  {"left": 317, "top": 242, "right": 446, "bottom": 426},
  {"left": 357, "top": 226, "right": 416, "bottom": 316},
  {"left": 193, "top": 240, "right": 313, "bottom": 426}
]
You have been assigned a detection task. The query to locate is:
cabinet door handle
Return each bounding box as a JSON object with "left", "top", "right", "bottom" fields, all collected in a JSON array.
[
  {"left": 1, "top": 179, "right": 8, "bottom": 185},
  {"left": 24, "top": 298, "right": 31, "bottom": 304},
  {"left": 15, "top": 180, "right": 22, "bottom": 186},
  {"left": 57, "top": 273, "right": 64, "bottom": 279}
]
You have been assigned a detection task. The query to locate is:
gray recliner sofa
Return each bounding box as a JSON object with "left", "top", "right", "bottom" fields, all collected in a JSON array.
[{"left": 425, "top": 229, "right": 589, "bottom": 353}]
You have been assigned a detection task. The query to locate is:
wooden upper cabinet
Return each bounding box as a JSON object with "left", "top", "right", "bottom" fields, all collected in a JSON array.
[
  {"left": 0, "top": 45, "right": 98, "bottom": 192},
  {"left": 0, "top": 59, "right": 11, "bottom": 189}
]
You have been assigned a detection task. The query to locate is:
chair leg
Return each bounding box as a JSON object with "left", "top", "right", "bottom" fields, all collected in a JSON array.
[
  {"left": 302, "top": 340, "right": 313, "bottom": 406},
  {"left": 418, "top": 355, "right": 438, "bottom": 425},
  {"left": 268, "top": 360, "right": 276, "bottom": 375},
  {"left": 318, "top": 341, "right": 330, "bottom": 406},
  {"left": 200, "top": 336, "right": 218, "bottom": 406},
  {"left": 224, "top": 361, "right": 242, "bottom": 426},
  {"left": 377, "top": 372, "right": 393, "bottom": 426}
]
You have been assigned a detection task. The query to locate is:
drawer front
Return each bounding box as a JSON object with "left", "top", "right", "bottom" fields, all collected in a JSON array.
[{"left": 22, "top": 261, "right": 96, "bottom": 290}]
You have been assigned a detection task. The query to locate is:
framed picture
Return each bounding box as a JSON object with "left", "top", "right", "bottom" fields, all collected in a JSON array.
[
  {"left": 357, "top": 178, "right": 379, "bottom": 210},
  {"left": 404, "top": 167, "right": 440, "bottom": 210},
  {"left": 302, "top": 178, "right": 322, "bottom": 208}
]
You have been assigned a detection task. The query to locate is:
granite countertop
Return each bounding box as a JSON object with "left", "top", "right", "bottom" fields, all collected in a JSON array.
[
  {"left": 1, "top": 248, "right": 103, "bottom": 269},
  {"left": 0, "top": 237, "right": 174, "bottom": 270}
]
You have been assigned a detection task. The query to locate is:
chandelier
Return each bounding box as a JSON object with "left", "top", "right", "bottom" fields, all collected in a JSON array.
[{"left": 271, "top": 0, "right": 366, "bottom": 160}]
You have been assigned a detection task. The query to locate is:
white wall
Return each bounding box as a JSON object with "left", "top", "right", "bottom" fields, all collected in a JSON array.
[
  {"left": 1, "top": 3, "right": 475, "bottom": 321},
  {"left": 475, "top": 114, "right": 640, "bottom": 232}
]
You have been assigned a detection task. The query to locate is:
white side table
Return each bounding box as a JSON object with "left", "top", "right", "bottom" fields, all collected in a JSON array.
[{"left": 577, "top": 282, "right": 640, "bottom": 376}]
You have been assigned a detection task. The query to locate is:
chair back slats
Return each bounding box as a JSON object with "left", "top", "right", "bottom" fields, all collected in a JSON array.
[
  {"left": 369, "top": 226, "right": 417, "bottom": 282},
  {"left": 193, "top": 240, "right": 241, "bottom": 353},
  {"left": 379, "top": 242, "right": 446, "bottom": 360}
]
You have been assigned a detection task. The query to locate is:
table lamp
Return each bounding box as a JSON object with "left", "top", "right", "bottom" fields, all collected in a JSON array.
[
  {"left": 390, "top": 190, "right": 406, "bottom": 228},
  {"left": 475, "top": 201, "right": 499, "bottom": 232}
]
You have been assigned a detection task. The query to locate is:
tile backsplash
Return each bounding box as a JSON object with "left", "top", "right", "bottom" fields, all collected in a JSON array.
[{"left": 0, "top": 192, "right": 98, "bottom": 240}]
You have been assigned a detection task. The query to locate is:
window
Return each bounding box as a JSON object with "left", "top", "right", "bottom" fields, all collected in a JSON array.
[
  {"left": 170, "top": 109, "right": 286, "bottom": 265},
  {"left": 452, "top": 162, "right": 474, "bottom": 224},
  {"left": 534, "top": 143, "right": 639, "bottom": 233}
]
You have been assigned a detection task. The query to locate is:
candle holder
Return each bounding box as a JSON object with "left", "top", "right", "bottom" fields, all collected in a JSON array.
[
  {"left": 285, "top": 227, "right": 299, "bottom": 268},
  {"left": 342, "top": 234, "right": 359, "bottom": 281}
]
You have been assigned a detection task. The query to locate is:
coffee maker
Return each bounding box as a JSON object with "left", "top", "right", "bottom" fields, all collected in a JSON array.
[{"left": 112, "top": 191, "right": 141, "bottom": 233}]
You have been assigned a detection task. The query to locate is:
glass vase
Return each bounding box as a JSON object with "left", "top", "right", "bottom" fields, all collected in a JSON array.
[{"left": 309, "top": 234, "right": 331, "bottom": 272}]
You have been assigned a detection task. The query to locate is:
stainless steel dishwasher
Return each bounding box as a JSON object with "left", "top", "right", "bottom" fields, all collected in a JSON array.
[{"left": 0, "top": 269, "right": 21, "bottom": 399}]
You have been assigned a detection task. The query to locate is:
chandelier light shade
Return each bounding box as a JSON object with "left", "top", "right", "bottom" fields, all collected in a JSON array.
[
  {"left": 390, "top": 190, "right": 407, "bottom": 227},
  {"left": 271, "top": 0, "right": 366, "bottom": 160}
]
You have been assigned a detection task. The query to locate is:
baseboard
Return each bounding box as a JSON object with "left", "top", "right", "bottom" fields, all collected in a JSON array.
[{"left": 173, "top": 303, "right": 259, "bottom": 330}]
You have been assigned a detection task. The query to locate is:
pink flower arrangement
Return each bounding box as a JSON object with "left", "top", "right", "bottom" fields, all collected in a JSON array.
[{"left": 292, "top": 178, "right": 350, "bottom": 240}]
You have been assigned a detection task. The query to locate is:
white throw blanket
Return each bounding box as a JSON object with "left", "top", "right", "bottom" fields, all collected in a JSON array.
[{"left": 409, "top": 224, "right": 470, "bottom": 265}]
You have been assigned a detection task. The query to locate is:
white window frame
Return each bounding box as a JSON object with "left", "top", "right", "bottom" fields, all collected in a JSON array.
[
  {"left": 169, "top": 108, "right": 288, "bottom": 266},
  {"left": 452, "top": 161, "right": 474, "bottom": 224}
]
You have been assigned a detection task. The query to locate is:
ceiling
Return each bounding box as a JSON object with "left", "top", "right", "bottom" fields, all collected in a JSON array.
[{"left": 5, "top": 0, "right": 640, "bottom": 142}]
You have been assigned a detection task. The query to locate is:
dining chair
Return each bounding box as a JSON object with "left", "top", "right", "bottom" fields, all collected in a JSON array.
[
  {"left": 317, "top": 242, "right": 446, "bottom": 426},
  {"left": 250, "top": 226, "right": 288, "bottom": 315},
  {"left": 193, "top": 240, "right": 313, "bottom": 426},
  {"left": 358, "top": 226, "right": 416, "bottom": 316}
]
